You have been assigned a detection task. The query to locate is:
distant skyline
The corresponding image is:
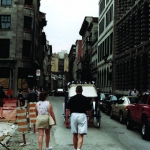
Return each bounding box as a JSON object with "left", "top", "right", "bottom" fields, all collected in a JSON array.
[{"left": 40, "top": 0, "right": 99, "bottom": 53}]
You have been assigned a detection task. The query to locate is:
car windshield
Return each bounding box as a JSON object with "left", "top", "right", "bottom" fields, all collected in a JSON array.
[
  {"left": 100, "top": 93, "right": 106, "bottom": 100},
  {"left": 141, "top": 94, "right": 149, "bottom": 104},
  {"left": 129, "top": 97, "right": 137, "bottom": 104},
  {"left": 111, "top": 95, "right": 117, "bottom": 100}
]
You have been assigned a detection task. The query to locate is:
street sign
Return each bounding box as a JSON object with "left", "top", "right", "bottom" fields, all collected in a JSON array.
[{"left": 36, "top": 69, "right": 40, "bottom": 76}]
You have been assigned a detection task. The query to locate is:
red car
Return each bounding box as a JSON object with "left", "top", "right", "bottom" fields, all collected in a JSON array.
[{"left": 126, "top": 92, "right": 150, "bottom": 140}]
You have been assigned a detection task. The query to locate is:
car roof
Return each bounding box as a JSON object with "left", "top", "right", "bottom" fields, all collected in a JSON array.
[{"left": 123, "top": 96, "right": 138, "bottom": 98}]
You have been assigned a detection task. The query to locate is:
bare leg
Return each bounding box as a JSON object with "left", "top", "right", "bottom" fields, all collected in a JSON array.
[
  {"left": 73, "top": 133, "right": 78, "bottom": 149},
  {"left": 77, "top": 134, "right": 84, "bottom": 149},
  {"left": 38, "top": 129, "right": 44, "bottom": 150},
  {"left": 45, "top": 128, "right": 51, "bottom": 148}
]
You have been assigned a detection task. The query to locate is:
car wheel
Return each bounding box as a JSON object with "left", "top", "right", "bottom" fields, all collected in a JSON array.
[
  {"left": 106, "top": 107, "right": 109, "bottom": 115},
  {"left": 119, "top": 111, "right": 124, "bottom": 124},
  {"left": 141, "top": 120, "right": 150, "bottom": 140},
  {"left": 101, "top": 106, "right": 105, "bottom": 113},
  {"left": 126, "top": 112, "right": 134, "bottom": 130},
  {"left": 106, "top": 107, "right": 111, "bottom": 115},
  {"left": 96, "top": 109, "right": 101, "bottom": 128},
  {"left": 110, "top": 109, "right": 114, "bottom": 119}
]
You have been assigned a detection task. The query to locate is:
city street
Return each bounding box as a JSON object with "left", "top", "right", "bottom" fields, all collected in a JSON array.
[{"left": 0, "top": 96, "right": 150, "bottom": 150}]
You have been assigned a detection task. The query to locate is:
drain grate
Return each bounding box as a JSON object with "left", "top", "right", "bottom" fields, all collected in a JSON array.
[
  {"left": 7, "top": 141, "right": 20, "bottom": 147},
  {"left": 112, "top": 131, "right": 124, "bottom": 134}
]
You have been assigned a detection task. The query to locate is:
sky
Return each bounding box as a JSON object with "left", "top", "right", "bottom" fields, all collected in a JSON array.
[{"left": 40, "top": 0, "right": 99, "bottom": 53}]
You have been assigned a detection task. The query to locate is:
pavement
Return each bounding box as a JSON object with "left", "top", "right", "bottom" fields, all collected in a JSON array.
[
  {"left": 0, "top": 123, "right": 53, "bottom": 150},
  {"left": 0, "top": 98, "right": 56, "bottom": 150}
]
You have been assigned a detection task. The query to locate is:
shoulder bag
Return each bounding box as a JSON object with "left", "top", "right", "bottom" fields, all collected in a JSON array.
[{"left": 49, "top": 115, "right": 55, "bottom": 126}]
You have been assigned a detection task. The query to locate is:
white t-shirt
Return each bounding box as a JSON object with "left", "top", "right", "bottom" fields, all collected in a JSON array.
[{"left": 36, "top": 101, "right": 49, "bottom": 115}]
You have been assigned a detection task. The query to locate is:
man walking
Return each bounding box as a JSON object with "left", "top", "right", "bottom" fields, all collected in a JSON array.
[
  {"left": 65, "top": 85, "right": 92, "bottom": 150},
  {"left": 26, "top": 88, "right": 37, "bottom": 103},
  {"left": 25, "top": 88, "right": 37, "bottom": 129}
]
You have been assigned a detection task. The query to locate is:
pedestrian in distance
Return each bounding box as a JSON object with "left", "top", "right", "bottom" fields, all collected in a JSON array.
[
  {"left": 37, "top": 88, "right": 41, "bottom": 101},
  {"left": 0, "top": 86, "right": 6, "bottom": 119},
  {"left": 132, "top": 88, "right": 138, "bottom": 96},
  {"left": 35, "top": 91, "right": 56, "bottom": 150},
  {"left": 128, "top": 88, "right": 138, "bottom": 96},
  {"left": 25, "top": 88, "right": 38, "bottom": 127},
  {"left": 65, "top": 85, "right": 92, "bottom": 150},
  {"left": 26, "top": 87, "right": 38, "bottom": 103},
  {"left": 17, "top": 89, "right": 25, "bottom": 107},
  {"left": 137, "top": 89, "right": 142, "bottom": 102}
]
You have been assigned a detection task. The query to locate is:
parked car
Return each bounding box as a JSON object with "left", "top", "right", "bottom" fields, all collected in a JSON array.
[
  {"left": 102, "top": 94, "right": 118, "bottom": 115},
  {"left": 110, "top": 96, "right": 138, "bottom": 124},
  {"left": 126, "top": 92, "right": 150, "bottom": 140},
  {"left": 54, "top": 88, "right": 64, "bottom": 96},
  {"left": 100, "top": 93, "right": 110, "bottom": 110}
]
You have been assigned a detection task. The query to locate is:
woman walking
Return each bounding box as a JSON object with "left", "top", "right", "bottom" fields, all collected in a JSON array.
[{"left": 35, "top": 91, "right": 56, "bottom": 150}]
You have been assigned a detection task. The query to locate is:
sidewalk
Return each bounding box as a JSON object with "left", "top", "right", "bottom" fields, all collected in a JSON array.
[{"left": 0, "top": 124, "right": 56, "bottom": 150}]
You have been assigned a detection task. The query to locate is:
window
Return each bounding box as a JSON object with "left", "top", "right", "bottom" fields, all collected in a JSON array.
[
  {"left": 24, "top": 16, "right": 32, "bottom": 30},
  {"left": 106, "top": 10, "right": 110, "bottom": 26},
  {"left": 99, "top": 18, "right": 104, "bottom": 35},
  {"left": 58, "top": 59, "right": 64, "bottom": 72},
  {"left": 0, "top": 67, "right": 9, "bottom": 88},
  {"left": 0, "top": 15, "right": 11, "bottom": 29},
  {"left": 18, "top": 68, "right": 33, "bottom": 89},
  {"left": 0, "top": 39, "right": 10, "bottom": 58},
  {"left": 100, "top": 0, "right": 105, "bottom": 14},
  {"left": 1, "top": 0, "right": 11, "bottom": 5},
  {"left": 22, "top": 40, "right": 31, "bottom": 58},
  {"left": 24, "top": 0, "right": 33, "bottom": 6}
]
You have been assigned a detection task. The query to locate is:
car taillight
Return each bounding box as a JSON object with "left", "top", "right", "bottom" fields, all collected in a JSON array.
[{"left": 126, "top": 106, "right": 129, "bottom": 110}]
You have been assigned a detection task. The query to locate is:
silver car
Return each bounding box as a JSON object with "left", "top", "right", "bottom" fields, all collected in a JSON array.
[{"left": 110, "top": 96, "right": 138, "bottom": 124}]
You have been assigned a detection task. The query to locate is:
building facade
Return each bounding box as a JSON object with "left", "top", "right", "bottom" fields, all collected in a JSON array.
[
  {"left": 114, "top": 0, "right": 150, "bottom": 95},
  {"left": 51, "top": 50, "right": 69, "bottom": 90},
  {"left": 74, "top": 40, "right": 82, "bottom": 81},
  {"left": 0, "top": 0, "right": 47, "bottom": 96},
  {"left": 68, "top": 45, "right": 76, "bottom": 81},
  {"left": 97, "top": 0, "right": 114, "bottom": 93},
  {"left": 79, "top": 16, "right": 98, "bottom": 82}
]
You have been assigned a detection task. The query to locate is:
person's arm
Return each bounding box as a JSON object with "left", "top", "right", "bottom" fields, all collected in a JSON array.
[
  {"left": 87, "top": 109, "right": 92, "bottom": 124},
  {"left": 48, "top": 102, "right": 56, "bottom": 125},
  {"left": 65, "top": 98, "right": 71, "bottom": 127},
  {"left": 65, "top": 109, "right": 70, "bottom": 127},
  {"left": 87, "top": 98, "right": 92, "bottom": 124}
]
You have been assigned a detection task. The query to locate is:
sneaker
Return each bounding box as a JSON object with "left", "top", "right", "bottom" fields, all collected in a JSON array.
[{"left": 46, "top": 146, "right": 52, "bottom": 150}]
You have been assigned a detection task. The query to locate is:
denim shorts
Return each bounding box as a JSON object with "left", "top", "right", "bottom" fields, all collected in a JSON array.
[{"left": 70, "top": 113, "right": 87, "bottom": 134}]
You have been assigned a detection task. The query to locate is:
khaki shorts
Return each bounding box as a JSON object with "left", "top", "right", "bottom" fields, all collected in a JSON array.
[
  {"left": 36, "top": 115, "right": 49, "bottom": 129},
  {"left": 70, "top": 113, "right": 87, "bottom": 134}
]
